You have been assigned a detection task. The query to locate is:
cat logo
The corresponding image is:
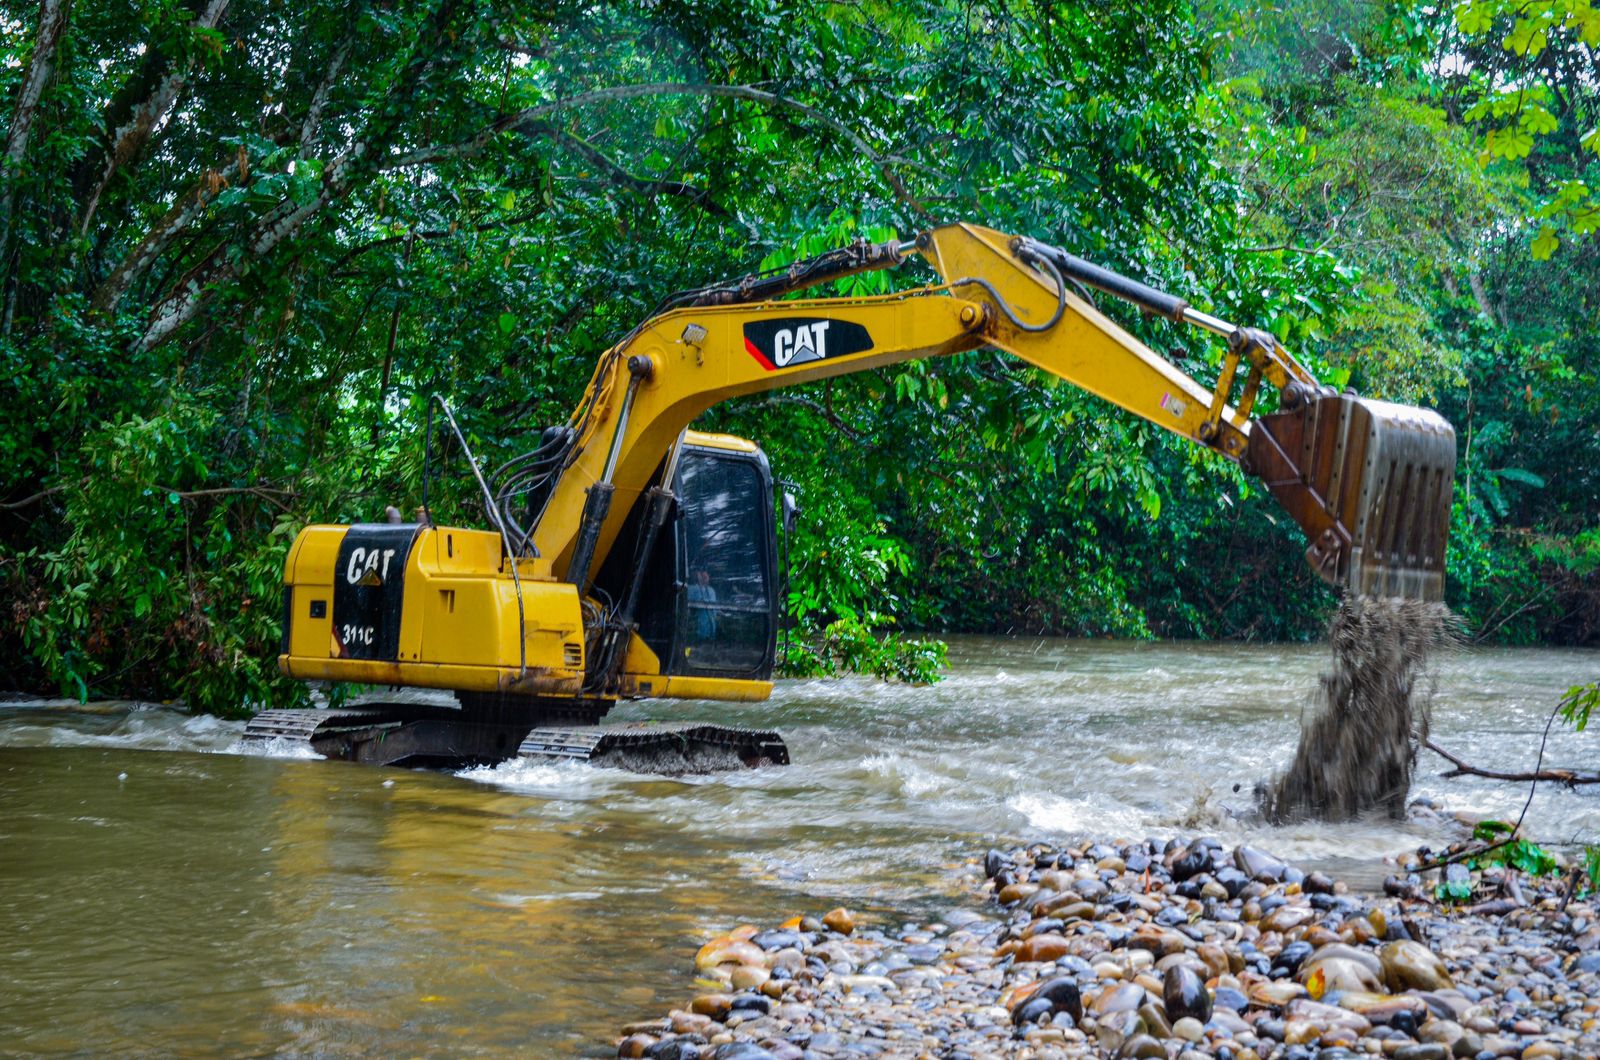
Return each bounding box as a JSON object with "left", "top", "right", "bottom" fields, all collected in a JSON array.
[{"left": 743, "top": 317, "right": 873, "bottom": 371}]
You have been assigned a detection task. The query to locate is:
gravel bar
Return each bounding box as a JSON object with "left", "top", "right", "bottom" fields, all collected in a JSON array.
[{"left": 613, "top": 837, "right": 1600, "bottom": 1059}]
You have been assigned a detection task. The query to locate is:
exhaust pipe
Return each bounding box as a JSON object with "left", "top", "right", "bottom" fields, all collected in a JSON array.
[{"left": 1244, "top": 389, "right": 1456, "bottom": 602}]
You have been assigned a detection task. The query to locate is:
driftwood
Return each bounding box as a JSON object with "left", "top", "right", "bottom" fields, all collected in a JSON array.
[{"left": 1424, "top": 737, "right": 1600, "bottom": 787}]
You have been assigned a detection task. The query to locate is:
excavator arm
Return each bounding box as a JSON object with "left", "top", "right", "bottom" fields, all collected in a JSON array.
[{"left": 531, "top": 223, "right": 1454, "bottom": 604}]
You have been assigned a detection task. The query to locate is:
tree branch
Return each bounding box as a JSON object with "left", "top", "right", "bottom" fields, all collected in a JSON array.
[
  {"left": 387, "top": 81, "right": 929, "bottom": 216},
  {"left": 90, "top": 161, "right": 240, "bottom": 315},
  {"left": 75, "top": 0, "right": 231, "bottom": 237},
  {"left": 133, "top": 0, "right": 468, "bottom": 353},
  {"left": 0, "top": 484, "right": 65, "bottom": 510},
  {"left": 300, "top": 32, "right": 354, "bottom": 156},
  {"left": 553, "top": 127, "right": 732, "bottom": 219},
  {"left": 1424, "top": 737, "right": 1599, "bottom": 786}
]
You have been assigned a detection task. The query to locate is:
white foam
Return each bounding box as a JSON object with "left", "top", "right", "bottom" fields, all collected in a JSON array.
[{"left": 455, "top": 757, "right": 593, "bottom": 791}]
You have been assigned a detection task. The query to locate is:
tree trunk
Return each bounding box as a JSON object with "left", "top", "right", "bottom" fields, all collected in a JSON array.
[{"left": 0, "top": 0, "right": 71, "bottom": 278}]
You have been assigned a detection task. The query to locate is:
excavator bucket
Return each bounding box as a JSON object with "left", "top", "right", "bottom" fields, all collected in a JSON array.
[{"left": 1244, "top": 391, "right": 1456, "bottom": 601}]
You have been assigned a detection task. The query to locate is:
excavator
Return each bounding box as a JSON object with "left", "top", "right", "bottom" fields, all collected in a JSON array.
[{"left": 247, "top": 224, "right": 1457, "bottom": 770}]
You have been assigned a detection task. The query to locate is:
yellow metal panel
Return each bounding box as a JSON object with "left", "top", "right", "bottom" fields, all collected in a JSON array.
[
  {"left": 277, "top": 655, "right": 582, "bottom": 695},
  {"left": 287, "top": 525, "right": 346, "bottom": 587},
  {"left": 660, "top": 675, "right": 773, "bottom": 702},
  {"left": 682, "top": 430, "right": 760, "bottom": 453}
]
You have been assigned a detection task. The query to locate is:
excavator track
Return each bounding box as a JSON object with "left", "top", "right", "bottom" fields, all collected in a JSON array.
[
  {"left": 519, "top": 722, "right": 789, "bottom": 773},
  {"left": 244, "top": 708, "right": 400, "bottom": 742},
  {"left": 243, "top": 707, "right": 788, "bottom": 772},
  {"left": 243, "top": 705, "right": 531, "bottom": 768}
]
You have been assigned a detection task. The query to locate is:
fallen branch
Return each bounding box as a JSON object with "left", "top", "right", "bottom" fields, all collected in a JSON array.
[{"left": 1423, "top": 737, "right": 1600, "bottom": 786}]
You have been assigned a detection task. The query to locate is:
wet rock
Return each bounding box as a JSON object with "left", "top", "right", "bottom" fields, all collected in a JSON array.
[
  {"left": 1092, "top": 981, "right": 1148, "bottom": 1016},
  {"left": 984, "top": 849, "right": 1006, "bottom": 878},
  {"left": 1171, "top": 847, "right": 1213, "bottom": 882},
  {"left": 997, "top": 882, "right": 1038, "bottom": 904},
  {"left": 1392, "top": 1046, "right": 1451, "bottom": 1060},
  {"left": 1016, "top": 933, "right": 1071, "bottom": 963},
  {"left": 647, "top": 1042, "right": 703, "bottom": 1060},
  {"left": 1012, "top": 995, "right": 1054, "bottom": 1027},
  {"left": 727, "top": 993, "right": 770, "bottom": 1015},
  {"left": 1213, "top": 986, "right": 1249, "bottom": 1012},
  {"left": 1234, "top": 845, "right": 1289, "bottom": 882},
  {"left": 1300, "top": 956, "right": 1384, "bottom": 998},
  {"left": 1118, "top": 1033, "right": 1166, "bottom": 1058},
  {"left": 1380, "top": 939, "right": 1454, "bottom": 991},
  {"left": 617, "top": 1034, "right": 657, "bottom": 1058},
  {"left": 1172, "top": 1016, "right": 1205, "bottom": 1042},
  {"left": 690, "top": 994, "right": 732, "bottom": 1019},
  {"left": 1308, "top": 942, "right": 1384, "bottom": 977},
  {"left": 821, "top": 908, "right": 855, "bottom": 935},
  {"left": 729, "top": 966, "right": 770, "bottom": 991},
  {"left": 749, "top": 930, "right": 803, "bottom": 952},
  {"left": 1032, "top": 975, "right": 1084, "bottom": 1022},
  {"left": 1385, "top": 874, "right": 1426, "bottom": 900},
  {"left": 1304, "top": 870, "right": 1336, "bottom": 894},
  {"left": 711, "top": 1045, "right": 775, "bottom": 1060},
  {"left": 696, "top": 938, "right": 768, "bottom": 971},
  {"left": 1273, "top": 940, "right": 1315, "bottom": 977},
  {"left": 1163, "top": 965, "right": 1212, "bottom": 1024},
  {"left": 1248, "top": 980, "right": 1307, "bottom": 1007}
]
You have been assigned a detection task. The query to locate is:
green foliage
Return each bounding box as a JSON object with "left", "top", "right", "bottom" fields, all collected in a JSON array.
[
  {"left": 0, "top": 0, "right": 1594, "bottom": 713},
  {"left": 780, "top": 614, "right": 948, "bottom": 685},
  {"left": 1560, "top": 682, "right": 1600, "bottom": 733},
  {"left": 1437, "top": 820, "right": 1562, "bottom": 901},
  {"left": 1471, "top": 819, "right": 1560, "bottom": 876}
]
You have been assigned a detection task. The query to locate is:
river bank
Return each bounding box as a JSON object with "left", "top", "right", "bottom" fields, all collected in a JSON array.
[{"left": 616, "top": 835, "right": 1600, "bottom": 1059}]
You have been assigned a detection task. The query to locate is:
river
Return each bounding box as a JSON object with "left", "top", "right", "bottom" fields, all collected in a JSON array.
[{"left": 2, "top": 636, "right": 1595, "bottom": 1055}]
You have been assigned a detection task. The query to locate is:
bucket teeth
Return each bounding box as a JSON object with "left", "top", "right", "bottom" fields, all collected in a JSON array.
[{"left": 1245, "top": 393, "right": 1456, "bottom": 602}]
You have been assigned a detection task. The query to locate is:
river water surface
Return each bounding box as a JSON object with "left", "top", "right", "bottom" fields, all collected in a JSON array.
[{"left": 2, "top": 636, "right": 1596, "bottom": 1055}]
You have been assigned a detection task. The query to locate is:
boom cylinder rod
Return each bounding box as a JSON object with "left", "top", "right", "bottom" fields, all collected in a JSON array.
[
  {"left": 567, "top": 357, "right": 650, "bottom": 590},
  {"left": 1013, "top": 237, "right": 1243, "bottom": 340}
]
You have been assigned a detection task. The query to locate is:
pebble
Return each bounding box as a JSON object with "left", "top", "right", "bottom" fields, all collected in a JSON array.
[
  {"left": 821, "top": 907, "right": 855, "bottom": 935},
  {"left": 615, "top": 837, "right": 1598, "bottom": 1060}
]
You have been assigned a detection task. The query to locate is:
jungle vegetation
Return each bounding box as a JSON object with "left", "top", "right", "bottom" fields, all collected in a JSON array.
[{"left": 0, "top": 0, "right": 1594, "bottom": 712}]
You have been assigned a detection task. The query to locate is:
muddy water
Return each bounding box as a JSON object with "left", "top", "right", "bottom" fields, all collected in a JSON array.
[{"left": 2, "top": 637, "right": 1595, "bottom": 1055}]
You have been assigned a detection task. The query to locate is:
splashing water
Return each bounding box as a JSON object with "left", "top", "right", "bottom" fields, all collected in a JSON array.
[{"left": 1264, "top": 595, "right": 1460, "bottom": 823}]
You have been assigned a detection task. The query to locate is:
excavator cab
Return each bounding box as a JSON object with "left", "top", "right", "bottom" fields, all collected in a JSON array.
[{"left": 597, "top": 433, "right": 782, "bottom": 682}]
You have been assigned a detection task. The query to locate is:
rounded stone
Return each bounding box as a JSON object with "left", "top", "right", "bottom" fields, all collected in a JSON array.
[
  {"left": 1380, "top": 940, "right": 1453, "bottom": 992},
  {"left": 1172, "top": 1016, "right": 1205, "bottom": 1042},
  {"left": 1092, "top": 982, "right": 1148, "bottom": 1016},
  {"left": 821, "top": 907, "right": 855, "bottom": 935},
  {"left": 1301, "top": 957, "right": 1384, "bottom": 998},
  {"left": 1033, "top": 975, "right": 1084, "bottom": 1022},
  {"left": 1163, "top": 965, "right": 1212, "bottom": 1024},
  {"left": 1013, "top": 995, "right": 1055, "bottom": 1026},
  {"left": 1118, "top": 1033, "right": 1166, "bottom": 1058}
]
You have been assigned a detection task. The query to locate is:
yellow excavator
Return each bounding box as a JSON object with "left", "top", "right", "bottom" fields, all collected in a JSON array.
[{"left": 248, "top": 224, "right": 1457, "bottom": 769}]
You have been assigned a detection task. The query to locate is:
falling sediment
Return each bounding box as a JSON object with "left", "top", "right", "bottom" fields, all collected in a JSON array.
[{"left": 1264, "top": 594, "right": 1458, "bottom": 823}]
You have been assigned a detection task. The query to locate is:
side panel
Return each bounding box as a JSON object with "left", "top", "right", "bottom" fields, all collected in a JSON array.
[{"left": 279, "top": 524, "right": 586, "bottom": 695}]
